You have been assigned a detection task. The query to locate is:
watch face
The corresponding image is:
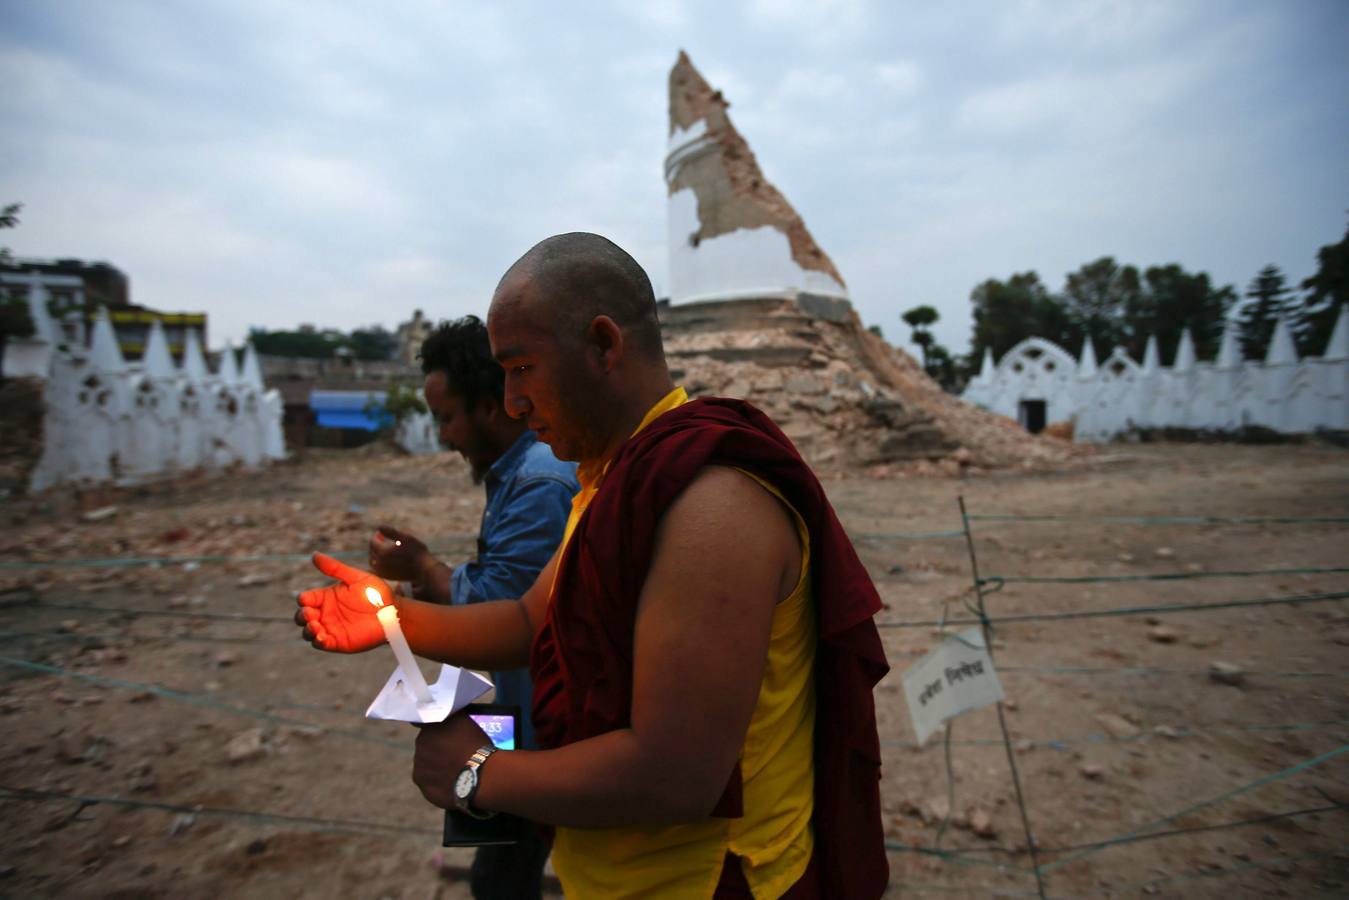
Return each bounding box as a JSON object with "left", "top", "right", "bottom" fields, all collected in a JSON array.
[{"left": 454, "top": 768, "right": 475, "bottom": 800}]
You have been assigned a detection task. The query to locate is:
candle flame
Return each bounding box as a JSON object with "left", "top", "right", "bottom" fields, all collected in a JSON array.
[{"left": 364, "top": 585, "right": 385, "bottom": 608}]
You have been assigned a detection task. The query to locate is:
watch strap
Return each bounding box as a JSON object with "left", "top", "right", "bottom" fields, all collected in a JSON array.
[{"left": 456, "top": 745, "right": 498, "bottom": 819}]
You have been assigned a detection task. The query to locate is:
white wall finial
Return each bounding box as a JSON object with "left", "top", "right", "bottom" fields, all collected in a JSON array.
[
  {"left": 1264, "top": 316, "right": 1298, "bottom": 365},
  {"left": 978, "top": 347, "right": 995, "bottom": 381},
  {"left": 1173, "top": 328, "right": 1196, "bottom": 372},
  {"left": 1323, "top": 304, "right": 1348, "bottom": 360},
  {"left": 25, "top": 279, "right": 59, "bottom": 345},
  {"left": 240, "top": 342, "right": 264, "bottom": 389},
  {"left": 1078, "top": 337, "right": 1098, "bottom": 376},
  {"left": 218, "top": 341, "right": 240, "bottom": 383},
  {"left": 1216, "top": 322, "right": 1241, "bottom": 367},
  {"left": 141, "top": 318, "right": 175, "bottom": 377},
  {"left": 181, "top": 329, "right": 208, "bottom": 379},
  {"left": 1142, "top": 334, "right": 1160, "bottom": 373},
  {"left": 89, "top": 308, "right": 126, "bottom": 373}
]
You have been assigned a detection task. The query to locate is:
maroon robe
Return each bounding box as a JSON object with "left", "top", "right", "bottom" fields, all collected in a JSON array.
[{"left": 530, "top": 397, "right": 890, "bottom": 898}]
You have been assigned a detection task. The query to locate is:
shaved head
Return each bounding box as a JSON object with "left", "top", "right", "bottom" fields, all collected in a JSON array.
[
  {"left": 487, "top": 232, "right": 677, "bottom": 463},
  {"left": 497, "top": 232, "right": 664, "bottom": 359}
]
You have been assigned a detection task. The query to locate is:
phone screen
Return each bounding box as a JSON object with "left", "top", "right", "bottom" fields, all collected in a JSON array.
[{"left": 468, "top": 713, "right": 516, "bottom": 751}]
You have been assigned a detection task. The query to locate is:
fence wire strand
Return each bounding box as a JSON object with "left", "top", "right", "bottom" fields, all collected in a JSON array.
[
  {"left": 980, "top": 565, "right": 1349, "bottom": 586},
  {"left": 888, "top": 803, "right": 1341, "bottom": 858},
  {"left": 966, "top": 514, "right": 1349, "bottom": 526},
  {"left": 0, "top": 654, "right": 404, "bottom": 749},
  {"left": 1037, "top": 742, "right": 1349, "bottom": 874},
  {"left": 876, "top": 589, "right": 1349, "bottom": 630},
  {"left": 881, "top": 717, "right": 1349, "bottom": 750},
  {"left": 0, "top": 785, "right": 435, "bottom": 839}
]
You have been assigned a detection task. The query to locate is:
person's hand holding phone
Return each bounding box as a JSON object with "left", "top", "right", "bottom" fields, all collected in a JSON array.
[{"left": 413, "top": 710, "right": 494, "bottom": 810}]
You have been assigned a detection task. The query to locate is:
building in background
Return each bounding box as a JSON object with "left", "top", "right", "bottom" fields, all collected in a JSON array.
[
  {"left": 395, "top": 309, "right": 433, "bottom": 366},
  {"left": 1, "top": 257, "right": 207, "bottom": 361},
  {"left": 108, "top": 306, "right": 208, "bottom": 360}
]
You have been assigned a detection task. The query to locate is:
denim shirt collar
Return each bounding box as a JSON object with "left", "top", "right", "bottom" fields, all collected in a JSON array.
[{"left": 485, "top": 430, "right": 540, "bottom": 488}]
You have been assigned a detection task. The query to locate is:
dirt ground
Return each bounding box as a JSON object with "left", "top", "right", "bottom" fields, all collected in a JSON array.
[{"left": 0, "top": 441, "right": 1346, "bottom": 898}]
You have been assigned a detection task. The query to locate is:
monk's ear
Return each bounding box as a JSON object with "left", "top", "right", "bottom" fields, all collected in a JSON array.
[{"left": 586, "top": 315, "right": 624, "bottom": 374}]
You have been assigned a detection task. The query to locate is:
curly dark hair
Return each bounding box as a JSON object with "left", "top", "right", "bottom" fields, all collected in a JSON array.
[{"left": 417, "top": 315, "right": 503, "bottom": 409}]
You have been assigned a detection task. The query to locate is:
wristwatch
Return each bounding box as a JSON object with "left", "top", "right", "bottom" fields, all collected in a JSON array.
[{"left": 453, "top": 745, "right": 498, "bottom": 819}]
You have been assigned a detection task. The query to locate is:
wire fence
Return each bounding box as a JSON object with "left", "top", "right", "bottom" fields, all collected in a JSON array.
[
  {"left": 874, "top": 500, "right": 1349, "bottom": 897},
  {"left": 1, "top": 501, "right": 1346, "bottom": 896}
]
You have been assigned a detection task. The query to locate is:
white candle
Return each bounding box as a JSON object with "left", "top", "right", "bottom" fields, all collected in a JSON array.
[{"left": 375, "top": 604, "right": 435, "bottom": 705}]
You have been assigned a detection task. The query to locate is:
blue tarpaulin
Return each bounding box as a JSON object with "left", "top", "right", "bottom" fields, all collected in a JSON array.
[{"left": 310, "top": 390, "right": 388, "bottom": 432}]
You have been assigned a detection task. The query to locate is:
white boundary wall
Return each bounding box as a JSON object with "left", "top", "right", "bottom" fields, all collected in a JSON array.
[
  {"left": 961, "top": 308, "right": 1349, "bottom": 442},
  {"left": 395, "top": 413, "right": 440, "bottom": 455},
  {"left": 1, "top": 277, "right": 286, "bottom": 491}
]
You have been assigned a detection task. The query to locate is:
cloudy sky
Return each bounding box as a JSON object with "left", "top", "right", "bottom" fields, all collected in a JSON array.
[{"left": 3, "top": 0, "right": 1346, "bottom": 358}]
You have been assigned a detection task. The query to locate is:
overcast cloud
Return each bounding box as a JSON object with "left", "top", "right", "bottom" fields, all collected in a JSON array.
[{"left": 2, "top": 0, "right": 1346, "bottom": 358}]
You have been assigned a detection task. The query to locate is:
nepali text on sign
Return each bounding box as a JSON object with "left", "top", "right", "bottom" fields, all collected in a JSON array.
[{"left": 901, "top": 628, "right": 1006, "bottom": 745}]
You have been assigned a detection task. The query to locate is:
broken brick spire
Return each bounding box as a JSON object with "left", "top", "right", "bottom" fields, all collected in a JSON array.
[{"left": 665, "top": 50, "right": 847, "bottom": 304}]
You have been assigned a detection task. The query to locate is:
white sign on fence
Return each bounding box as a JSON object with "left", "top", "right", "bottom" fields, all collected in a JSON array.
[{"left": 901, "top": 628, "right": 1005, "bottom": 745}]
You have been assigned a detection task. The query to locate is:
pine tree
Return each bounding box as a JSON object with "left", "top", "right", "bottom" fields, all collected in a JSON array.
[
  {"left": 1236, "top": 265, "right": 1296, "bottom": 360},
  {"left": 1298, "top": 221, "right": 1348, "bottom": 356}
]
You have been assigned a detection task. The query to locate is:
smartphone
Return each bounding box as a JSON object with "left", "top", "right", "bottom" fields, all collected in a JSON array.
[
  {"left": 469, "top": 709, "right": 517, "bottom": 751},
  {"left": 442, "top": 703, "right": 528, "bottom": 847}
]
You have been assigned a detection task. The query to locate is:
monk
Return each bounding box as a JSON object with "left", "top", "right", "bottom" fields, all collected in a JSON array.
[{"left": 295, "top": 233, "right": 890, "bottom": 898}]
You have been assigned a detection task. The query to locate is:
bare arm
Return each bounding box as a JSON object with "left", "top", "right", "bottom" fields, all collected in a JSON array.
[
  {"left": 295, "top": 547, "right": 558, "bottom": 673},
  {"left": 413, "top": 466, "right": 801, "bottom": 826},
  {"left": 396, "top": 547, "right": 558, "bottom": 671}
]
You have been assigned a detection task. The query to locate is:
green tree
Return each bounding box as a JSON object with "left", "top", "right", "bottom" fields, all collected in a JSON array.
[
  {"left": 251, "top": 323, "right": 400, "bottom": 361},
  {"left": 0, "top": 202, "right": 20, "bottom": 263},
  {"left": 0, "top": 203, "right": 36, "bottom": 381},
  {"left": 1122, "top": 264, "right": 1235, "bottom": 362},
  {"left": 348, "top": 324, "right": 397, "bottom": 361},
  {"left": 1062, "top": 256, "right": 1138, "bottom": 353},
  {"left": 923, "top": 343, "right": 962, "bottom": 392},
  {"left": 364, "top": 381, "right": 428, "bottom": 437},
  {"left": 901, "top": 304, "right": 962, "bottom": 391},
  {"left": 1236, "top": 265, "right": 1297, "bottom": 360},
  {"left": 248, "top": 326, "right": 342, "bottom": 358},
  {"left": 969, "top": 271, "right": 1076, "bottom": 362},
  {"left": 901, "top": 304, "right": 939, "bottom": 369},
  {"left": 1298, "top": 219, "right": 1348, "bottom": 356}
]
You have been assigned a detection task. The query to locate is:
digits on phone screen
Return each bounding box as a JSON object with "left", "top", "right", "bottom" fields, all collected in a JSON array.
[{"left": 469, "top": 713, "right": 516, "bottom": 750}]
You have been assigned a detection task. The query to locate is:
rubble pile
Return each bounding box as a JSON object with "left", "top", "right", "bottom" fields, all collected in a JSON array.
[{"left": 663, "top": 297, "right": 1083, "bottom": 474}]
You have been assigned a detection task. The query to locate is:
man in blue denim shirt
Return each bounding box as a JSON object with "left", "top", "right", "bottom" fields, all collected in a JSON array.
[{"left": 369, "top": 315, "right": 576, "bottom": 900}]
